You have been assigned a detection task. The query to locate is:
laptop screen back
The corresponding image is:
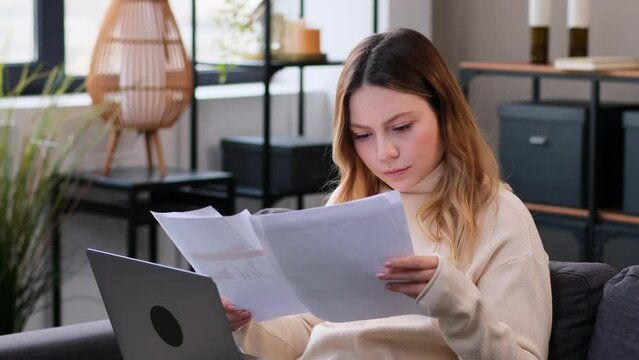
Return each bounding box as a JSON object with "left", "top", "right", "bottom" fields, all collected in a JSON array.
[{"left": 87, "top": 249, "right": 240, "bottom": 360}]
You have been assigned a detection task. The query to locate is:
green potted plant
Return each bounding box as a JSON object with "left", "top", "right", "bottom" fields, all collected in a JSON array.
[{"left": 0, "top": 66, "right": 109, "bottom": 334}]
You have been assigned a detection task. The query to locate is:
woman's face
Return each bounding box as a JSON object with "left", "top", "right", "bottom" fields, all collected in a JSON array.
[{"left": 348, "top": 85, "right": 444, "bottom": 192}]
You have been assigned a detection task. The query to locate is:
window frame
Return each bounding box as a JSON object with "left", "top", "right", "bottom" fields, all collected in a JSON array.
[
  {"left": 3, "top": 0, "right": 64, "bottom": 94},
  {"left": 3, "top": 0, "right": 261, "bottom": 95}
]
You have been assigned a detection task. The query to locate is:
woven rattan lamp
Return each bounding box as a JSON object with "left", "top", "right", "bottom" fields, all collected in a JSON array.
[{"left": 87, "top": 0, "right": 193, "bottom": 176}]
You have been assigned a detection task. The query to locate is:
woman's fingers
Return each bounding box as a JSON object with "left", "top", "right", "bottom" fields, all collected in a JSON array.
[
  {"left": 385, "top": 281, "right": 428, "bottom": 298},
  {"left": 376, "top": 268, "right": 435, "bottom": 298},
  {"left": 221, "top": 298, "right": 234, "bottom": 310},
  {"left": 228, "top": 314, "right": 252, "bottom": 330},
  {"left": 385, "top": 254, "right": 439, "bottom": 270},
  {"left": 376, "top": 255, "right": 438, "bottom": 281},
  {"left": 227, "top": 310, "right": 252, "bottom": 331},
  {"left": 221, "top": 298, "right": 252, "bottom": 331},
  {"left": 376, "top": 255, "right": 439, "bottom": 299},
  {"left": 377, "top": 268, "right": 436, "bottom": 282},
  {"left": 226, "top": 308, "right": 251, "bottom": 321}
]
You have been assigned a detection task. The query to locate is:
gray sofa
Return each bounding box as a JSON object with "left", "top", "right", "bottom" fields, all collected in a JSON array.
[
  {"left": 0, "top": 319, "right": 122, "bottom": 360},
  {"left": 0, "top": 261, "right": 637, "bottom": 360},
  {"left": 550, "top": 262, "right": 639, "bottom": 359}
]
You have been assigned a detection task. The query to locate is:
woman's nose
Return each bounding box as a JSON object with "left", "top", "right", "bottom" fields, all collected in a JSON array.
[{"left": 377, "top": 138, "right": 399, "bottom": 160}]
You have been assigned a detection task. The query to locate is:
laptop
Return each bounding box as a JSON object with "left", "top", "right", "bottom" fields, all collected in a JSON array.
[{"left": 87, "top": 249, "right": 258, "bottom": 360}]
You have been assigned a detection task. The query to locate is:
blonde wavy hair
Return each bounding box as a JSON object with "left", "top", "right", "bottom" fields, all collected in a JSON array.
[{"left": 331, "top": 29, "right": 501, "bottom": 264}]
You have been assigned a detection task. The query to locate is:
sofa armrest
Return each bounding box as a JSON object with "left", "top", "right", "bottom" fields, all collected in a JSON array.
[
  {"left": 548, "top": 261, "right": 618, "bottom": 360},
  {"left": 588, "top": 265, "right": 639, "bottom": 359},
  {"left": 0, "top": 320, "right": 122, "bottom": 360}
]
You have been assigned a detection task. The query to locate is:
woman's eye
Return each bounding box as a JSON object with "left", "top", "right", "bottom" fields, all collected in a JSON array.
[
  {"left": 352, "top": 133, "right": 371, "bottom": 141},
  {"left": 393, "top": 123, "right": 412, "bottom": 132}
]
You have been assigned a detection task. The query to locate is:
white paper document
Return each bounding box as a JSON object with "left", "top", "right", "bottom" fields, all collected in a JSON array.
[
  {"left": 153, "top": 209, "right": 307, "bottom": 321},
  {"left": 153, "top": 191, "right": 425, "bottom": 322}
]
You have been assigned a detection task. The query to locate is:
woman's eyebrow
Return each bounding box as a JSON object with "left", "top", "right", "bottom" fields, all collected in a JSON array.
[{"left": 350, "top": 111, "right": 413, "bottom": 129}]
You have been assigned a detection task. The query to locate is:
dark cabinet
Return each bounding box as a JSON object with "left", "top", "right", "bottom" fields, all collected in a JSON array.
[{"left": 222, "top": 135, "right": 333, "bottom": 195}]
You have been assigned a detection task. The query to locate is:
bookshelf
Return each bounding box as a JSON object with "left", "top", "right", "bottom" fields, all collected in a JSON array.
[{"left": 460, "top": 61, "right": 639, "bottom": 262}]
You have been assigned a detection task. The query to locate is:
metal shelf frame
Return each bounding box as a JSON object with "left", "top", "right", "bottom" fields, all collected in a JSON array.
[
  {"left": 460, "top": 62, "right": 639, "bottom": 261},
  {"left": 189, "top": 0, "right": 379, "bottom": 208}
]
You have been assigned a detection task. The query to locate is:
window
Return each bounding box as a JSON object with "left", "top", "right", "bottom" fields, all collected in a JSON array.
[
  {"left": 0, "top": 0, "right": 35, "bottom": 64},
  {"left": 64, "top": 0, "right": 111, "bottom": 76},
  {"left": 1, "top": 0, "right": 260, "bottom": 95},
  {"left": 1, "top": 0, "right": 64, "bottom": 94},
  {"left": 64, "top": 0, "right": 261, "bottom": 83}
]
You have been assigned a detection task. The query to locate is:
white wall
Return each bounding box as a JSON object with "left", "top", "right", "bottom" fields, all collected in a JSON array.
[
  {"left": 381, "top": 0, "right": 432, "bottom": 37},
  {"left": 20, "top": 0, "right": 434, "bottom": 330}
]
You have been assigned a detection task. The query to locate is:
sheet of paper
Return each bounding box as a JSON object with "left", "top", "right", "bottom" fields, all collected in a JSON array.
[
  {"left": 152, "top": 209, "right": 307, "bottom": 320},
  {"left": 251, "top": 191, "right": 425, "bottom": 322},
  {"left": 155, "top": 206, "right": 222, "bottom": 218}
]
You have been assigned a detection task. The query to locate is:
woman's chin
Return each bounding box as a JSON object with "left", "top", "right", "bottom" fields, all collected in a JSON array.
[{"left": 383, "top": 179, "right": 415, "bottom": 193}]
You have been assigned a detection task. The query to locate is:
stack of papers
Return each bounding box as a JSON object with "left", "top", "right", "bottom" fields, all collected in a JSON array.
[
  {"left": 554, "top": 56, "right": 639, "bottom": 71},
  {"left": 152, "top": 191, "right": 425, "bottom": 322}
]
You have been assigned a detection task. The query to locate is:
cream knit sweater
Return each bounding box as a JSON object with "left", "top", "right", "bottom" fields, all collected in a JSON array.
[{"left": 234, "top": 165, "right": 552, "bottom": 359}]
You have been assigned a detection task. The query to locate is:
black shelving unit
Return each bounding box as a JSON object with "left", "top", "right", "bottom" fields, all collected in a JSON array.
[
  {"left": 190, "top": 0, "right": 379, "bottom": 209},
  {"left": 459, "top": 61, "right": 639, "bottom": 263}
]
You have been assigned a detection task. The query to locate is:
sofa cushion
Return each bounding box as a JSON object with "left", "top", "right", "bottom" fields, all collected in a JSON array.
[
  {"left": 0, "top": 319, "right": 122, "bottom": 360},
  {"left": 548, "top": 261, "right": 618, "bottom": 360},
  {"left": 588, "top": 265, "right": 639, "bottom": 360}
]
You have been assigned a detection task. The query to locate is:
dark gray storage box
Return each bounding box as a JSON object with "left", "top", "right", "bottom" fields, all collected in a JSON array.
[
  {"left": 596, "top": 223, "right": 639, "bottom": 270},
  {"left": 534, "top": 213, "right": 588, "bottom": 262},
  {"left": 499, "top": 101, "right": 637, "bottom": 208},
  {"left": 221, "top": 135, "right": 333, "bottom": 195},
  {"left": 623, "top": 112, "right": 639, "bottom": 215}
]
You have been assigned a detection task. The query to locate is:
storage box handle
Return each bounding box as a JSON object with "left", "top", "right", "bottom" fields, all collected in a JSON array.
[{"left": 529, "top": 134, "right": 548, "bottom": 146}]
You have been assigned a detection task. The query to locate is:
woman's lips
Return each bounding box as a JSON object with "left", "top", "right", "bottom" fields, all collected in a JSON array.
[{"left": 383, "top": 167, "right": 409, "bottom": 176}]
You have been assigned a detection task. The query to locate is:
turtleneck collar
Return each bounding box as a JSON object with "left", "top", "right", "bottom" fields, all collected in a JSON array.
[{"left": 404, "top": 161, "right": 444, "bottom": 194}]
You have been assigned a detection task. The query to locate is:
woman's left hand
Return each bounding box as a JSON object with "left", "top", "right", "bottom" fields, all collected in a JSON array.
[{"left": 376, "top": 254, "right": 439, "bottom": 299}]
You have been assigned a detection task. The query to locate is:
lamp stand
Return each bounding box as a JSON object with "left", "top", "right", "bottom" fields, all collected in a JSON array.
[
  {"left": 102, "top": 129, "right": 167, "bottom": 177},
  {"left": 102, "top": 129, "right": 120, "bottom": 176},
  {"left": 144, "top": 130, "right": 167, "bottom": 177}
]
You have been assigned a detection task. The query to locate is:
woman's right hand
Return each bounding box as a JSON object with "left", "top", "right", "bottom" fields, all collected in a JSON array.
[{"left": 222, "top": 298, "right": 252, "bottom": 331}]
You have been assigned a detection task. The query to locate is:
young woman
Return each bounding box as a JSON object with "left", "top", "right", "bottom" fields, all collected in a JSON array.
[{"left": 224, "top": 28, "right": 552, "bottom": 359}]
